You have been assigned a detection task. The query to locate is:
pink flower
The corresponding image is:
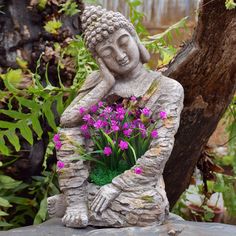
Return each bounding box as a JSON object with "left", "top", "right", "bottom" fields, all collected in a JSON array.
[
  {"left": 90, "top": 105, "right": 98, "bottom": 113},
  {"left": 123, "top": 122, "right": 129, "bottom": 129},
  {"left": 123, "top": 129, "right": 132, "bottom": 137},
  {"left": 104, "top": 106, "right": 112, "bottom": 113},
  {"left": 80, "top": 124, "right": 88, "bottom": 132},
  {"left": 53, "top": 133, "right": 60, "bottom": 142},
  {"left": 83, "top": 114, "right": 91, "bottom": 122},
  {"left": 103, "top": 146, "right": 112, "bottom": 156},
  {"left": 57, "top": 161, "right": 65, "bottom": 169},
  {"left": 111, "top": 125, "right": 119, "bottom": 132},
  {"left": 151, "top": 130, "right": 158, "bottom": 138},
  {"left": 98, "top": 101, "right": 103, "bottom": 107},
  {"left": 79, "top": 107, "right": 86, "bottom": 115},
  {"left": 131, "top": 96, "right": 136, "bottom": 101},
  {"left": 116, "top": 107, "right": 126, "bottom": 115},
  {"left": 94, "top": 120, "right": 103, "bottom": 129},
  {"left": 55, "top": 141, "right": 62, "bottom": 150},
  {"left": 160, "top": 111, "right": 167, "bottom": 120},
  {"left": 141, "top": 107, "right": 150, "bottom": 117},
  {"left": 134, "top": 167, "right": 143, "bottom": 175},
  {"left": 119, "top": 140, "right": 128, "bottom": 150}
]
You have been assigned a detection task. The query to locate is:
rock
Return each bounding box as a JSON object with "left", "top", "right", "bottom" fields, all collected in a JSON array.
[{"left": 1, "top": 214, "right": 236, "bottom": 236}]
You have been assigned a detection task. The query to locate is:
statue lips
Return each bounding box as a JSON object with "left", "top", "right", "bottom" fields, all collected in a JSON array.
[{"left": 118, "top": 57, "right": 129, "bottom": 66}]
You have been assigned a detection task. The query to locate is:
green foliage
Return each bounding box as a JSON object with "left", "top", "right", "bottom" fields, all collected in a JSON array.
[
  {"left": 89, "top": 162, "right": 129, "bottom": 186},
  {"left": 38, "top": 0, "right": 48, "bottom": 10},
  {"left": 0, "top": 33, "right": 97, "bottom": 228},
  {"left": 225, "top": 0, "right": 236, "bottom": 9},
  {"left": 125, "top": 0, "right": 148, "bottom": 37},
  {"left": 44, "top": 20, "right": 62, "bottom": 34},
  {"left": 59, "top": 0, "right": 80, "bottom": 16},
  {"left": 142, "top": 17, "right": 188, "bottom": 66}
]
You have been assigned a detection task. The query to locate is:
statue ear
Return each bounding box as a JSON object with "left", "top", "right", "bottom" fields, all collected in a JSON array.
[{"left": 138, "top": 42, "right": 150, "bottom": 63}]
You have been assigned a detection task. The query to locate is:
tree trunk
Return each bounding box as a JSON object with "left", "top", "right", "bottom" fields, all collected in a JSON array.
[{"left": 163, "top": 0, "right": 236, "bottom": 208}]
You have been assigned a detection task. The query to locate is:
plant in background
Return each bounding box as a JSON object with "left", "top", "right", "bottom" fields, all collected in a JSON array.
[{"left": 64, "top": 97, "right": 166, "bottom": 186}]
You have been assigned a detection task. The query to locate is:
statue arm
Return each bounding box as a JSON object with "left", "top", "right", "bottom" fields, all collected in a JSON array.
[
  {"left": 60, "top": 70, "right": 114, "bottom": 128},
  {"left": 112, "top": 78, "right": 184, "bottom": 191}
]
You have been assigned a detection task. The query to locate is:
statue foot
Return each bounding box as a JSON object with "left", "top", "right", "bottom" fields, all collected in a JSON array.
[
  {"left": 47, "top": 194, "right": 66, "bottom": 218},
  {"left": 62, "top": 206, "right": 89, "bottom": 228}
]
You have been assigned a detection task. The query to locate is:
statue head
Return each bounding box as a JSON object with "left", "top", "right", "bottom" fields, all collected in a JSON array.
[{"left": 81, "top": 6, "right": 150, "bottom": 75}]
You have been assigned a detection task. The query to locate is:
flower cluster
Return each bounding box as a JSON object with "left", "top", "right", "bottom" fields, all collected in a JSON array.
[
  {"left": 77, "top": 97, "right": 167, "bottom": 173},
  {"left": 53, "top": 134, "right": 62, "bottom": 150}
]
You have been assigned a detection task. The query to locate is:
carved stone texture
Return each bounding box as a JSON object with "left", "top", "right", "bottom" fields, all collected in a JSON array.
[{"left": 48, "top": 5, "right": 184, "bottom": 228}]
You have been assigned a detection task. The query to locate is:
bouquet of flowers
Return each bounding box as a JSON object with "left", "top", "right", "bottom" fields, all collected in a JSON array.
[{"left": 54, "top": 96, "right": 167, "bottom": 186}]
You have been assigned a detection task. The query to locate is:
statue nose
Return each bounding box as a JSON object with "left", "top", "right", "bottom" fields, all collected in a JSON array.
[{"left": 115, "top": 49, "right": 127, "bottom": 62}]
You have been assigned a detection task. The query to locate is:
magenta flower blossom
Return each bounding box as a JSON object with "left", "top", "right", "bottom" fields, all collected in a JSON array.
[
  {"left": 79, "top": 107, "right": 86, "bottom": 115},
  {"left": 116, "top": 107, "right": 126, "bottom": 115},
  {"left": 57, "top": 161, "right": 65, "bottom": 169},
  {"left": 98, "top": 101, "right": 103, "bottom": 107},
  {"left": 141, "top": 107, "right": 150, "bottom": 117},
  {"left": 119, "top": 140, "right": 128, "bottom": 150},
  {"left": 111, "top": 120, "right": 118, "bottom": 126},
  {"left": 55, "top": 141, "right": 62, "bottom": 150},
  {"left": 90, "top": 105, "right": 98, "bottom": 113},
  {"left": 111, "top": 125, "right": 119, "bottom": 132},
  {"left": 160, "top": 111, "right": 167, "bottom": 120},
  {"left": 123, "top": 122, "right": 129, "bottom": 129},
  {"left": 151, "top": 130, "right": 158, "bottom": 138},
  {"left": 131, "top": 96, "right": 136, "bottom": 101},
  {"left": 134, "top": 167, "right": 143, "bottom": 175},
  {"left": 94, "top": 120, "right": 103, "bottom": 129},
  {"left": 104, "top": 106, "right": 112, "bottom": 113},
  {"left": 83, "top": 114, "right": 91, "bottom": 122},
  {"left": 53, "top": 133, "right": 60, "bottom": 142},
  {"left": 103, "top": 146, "right": 112, "bottom": 156},
  {"left": 123, "top": 129, "right": 132, "bottom": 137},
  {"left": 80, "top": 124, "right": 88, "bottom": 132}
]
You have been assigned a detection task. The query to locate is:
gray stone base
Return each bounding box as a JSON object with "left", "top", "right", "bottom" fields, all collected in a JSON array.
[{"left": 0, "top": 214, "right": 236, "bottom": 236}]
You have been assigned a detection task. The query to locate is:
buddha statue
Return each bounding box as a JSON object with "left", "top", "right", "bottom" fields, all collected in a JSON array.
[{"left": 47, "top": 5, "right": 184, "bottom": 228}]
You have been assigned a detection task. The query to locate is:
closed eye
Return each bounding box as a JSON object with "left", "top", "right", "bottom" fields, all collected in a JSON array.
[
  {"left": 99, "top": 47, "right": 113, "bottom": 57},
  {"left": 118, "top": 35, "right": 129, "bottom": 46}
]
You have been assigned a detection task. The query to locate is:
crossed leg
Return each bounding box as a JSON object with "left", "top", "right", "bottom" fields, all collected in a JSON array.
[{"left": 56, "top": 127, "right": 90, "bottom": 228}]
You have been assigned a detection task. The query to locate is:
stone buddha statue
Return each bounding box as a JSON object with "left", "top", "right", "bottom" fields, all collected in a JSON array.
[{"left": 47, "top": 5, "right": 184, "bottom": 228}]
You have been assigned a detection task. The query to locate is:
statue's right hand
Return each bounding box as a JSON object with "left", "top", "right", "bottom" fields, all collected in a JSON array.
[{"left": 97, "top": 58, "right": 115, "bottom": 87}]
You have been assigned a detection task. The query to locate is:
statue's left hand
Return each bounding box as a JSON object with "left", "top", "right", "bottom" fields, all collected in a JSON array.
[{"left": 90, "top": 183, "right": 121, "bottom": 213}]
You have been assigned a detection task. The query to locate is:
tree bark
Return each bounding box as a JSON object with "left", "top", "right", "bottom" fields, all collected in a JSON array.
[{"left": 163, "top": 0, "right": 236, "bottom": 208}]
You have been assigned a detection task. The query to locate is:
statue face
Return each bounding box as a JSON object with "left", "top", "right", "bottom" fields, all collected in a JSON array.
[{"left": 95, "top": 28, "right": 140, "bottom": 76}]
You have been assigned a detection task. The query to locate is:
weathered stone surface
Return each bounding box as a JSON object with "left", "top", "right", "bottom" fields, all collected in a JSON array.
[{"left": 1, "top": 215, "right": 236, "bottom": 236}]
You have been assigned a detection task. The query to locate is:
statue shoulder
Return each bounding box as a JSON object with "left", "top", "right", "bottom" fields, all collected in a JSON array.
[
  {"left": 154, "top": 72, "right": 184, "bottom": 98},
  {"left": 79, "top": 70, "right": 102, "bottom": 93}
]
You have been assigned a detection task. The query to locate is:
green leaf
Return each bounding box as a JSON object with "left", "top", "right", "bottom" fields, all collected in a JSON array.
[
  {"left": 0, "top": 109, "right": 30, "bottom": 120},
  {"left": 31, "top": 115, "right": 43, "bottom": 138},
  {"left": 18, "top": 120, "right": 34, "bottom": 145},
  {"left": 0, "top": 175, "right": 22, "bottom": 190},
  {"left": 2, "top": 69, "right": 23, "bottom": 88},
  {"left": 33, "top": 197, "right": 47, "bottom": 224},
  {"left": 0, "top": 120, "right": 16, "bottom": 129},
  {"left": 5, "top": 129, "right": 21, "bottom": 151},
  {"left": 55, "top": 93, "right": 65, "bottom": 115},
  {"left": 0, "top": 197, "right": 12, "bottom": 208},
  {"left": 0, "top": 221, "right": 12, "bottom": 227},
  {"left": 0, "top": 210, "right": 8, "bottom": 216},
  {"left": 0, "top": 135, "right": 10, "bottom": 156},
  {"left": 38, "top": 0, "right": 48, "bottom": 10},
  {"left": 42, "top": 100, "right": 57, "bottom": 131},
  {"left": 16, "top": 96, "right": 41, "bottom": 110},
  {"left": 44, "top": 20, "right": 62, "bottom": 34}
]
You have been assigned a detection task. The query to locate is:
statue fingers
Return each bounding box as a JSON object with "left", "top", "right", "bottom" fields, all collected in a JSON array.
[
  {"left": 91, "top": 194, "right": 103, "bottom": 211},
  {"left": 94, "top": 196, "right": 106, "bottom": 213},
  {"left": 100, "top": 199, "right": 110, "bottom": 212}
]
